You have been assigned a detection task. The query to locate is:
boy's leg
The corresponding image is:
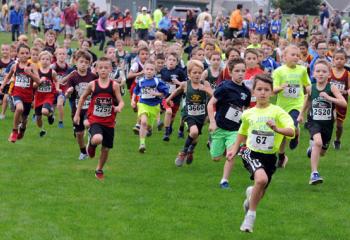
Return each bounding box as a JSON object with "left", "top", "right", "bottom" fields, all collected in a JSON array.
[
  {"left": 309, "top": 132, "right": 324, "bottom": 185},
  {"left": 74, "top": 110, "right": 88, "bottom": 160},
  {"left": 249, "top": 169, "right": 268, "bottom": 211},
  {"left": 87, "top": 123, "right": 103, "bottom": 158},
  {"left": 0, "top": 93, "right": 8, "bottom": 117},
  {"left": 139, "top": 113, "right": 148, "bottom": 153},
  {"left": 57, "top": 95, "right": 65, "bottom": 127},
  {"left": 220, "top": 130, "right": 239, "bottom": 187},
  {"left": 96, "top": 146, "right": 109, "bottom": 172}
]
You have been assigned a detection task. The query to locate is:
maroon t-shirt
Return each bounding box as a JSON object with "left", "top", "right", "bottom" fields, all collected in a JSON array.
[{"left": 64, "top": 8, "right": 78, "bottom": 27}]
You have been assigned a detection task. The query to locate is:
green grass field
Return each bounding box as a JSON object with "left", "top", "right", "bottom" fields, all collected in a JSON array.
[{"left": 1, "top": 31, "right": 350, "bottom": 239}]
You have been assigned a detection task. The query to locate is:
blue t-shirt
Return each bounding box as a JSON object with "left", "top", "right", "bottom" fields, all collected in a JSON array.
[
  {"left": 53, "top": 17, "right": 61, "bottom": 31},
  {"left": 160, "top": 66, "right": 187, "bottom": 104},
  {"left": 261, "top": 57, "right": 280, "bottom": 73},
  {"left": 270, "top": 19, "right": 281, "bottom": 34},
  {"left": 133, "top": 77, "right": 169, "bottom": 106},
  {"left": 214, "top": 80, "right": 251, "bottom": 131}
]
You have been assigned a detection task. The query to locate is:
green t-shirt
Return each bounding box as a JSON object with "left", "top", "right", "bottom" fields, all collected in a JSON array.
[
  {"left": 273, "top": 64, "right": 310, "bottom": 113},
  {"left": 239, "top": 104, "right": 295, "bottom": 154}
]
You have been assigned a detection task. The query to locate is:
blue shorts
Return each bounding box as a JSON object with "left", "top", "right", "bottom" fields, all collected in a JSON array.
[{"left": 289, "top": 110, "right": 299, "bottom": 128}]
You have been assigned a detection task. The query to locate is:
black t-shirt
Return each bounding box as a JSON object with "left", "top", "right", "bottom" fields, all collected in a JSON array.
[
  {"left": 214, "top": 80, "right": 251, "bottom": 131},
  {"left": 160, "top": 66, "right": 187, "bottom": 104}
]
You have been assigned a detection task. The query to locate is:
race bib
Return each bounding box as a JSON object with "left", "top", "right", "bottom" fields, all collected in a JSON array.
[
  {"left": 330, "top": 80, "right": 345, "bottom": 91},
  {"left": 313, "top": 107, "right": 332, "bottom": 120},
  {"left": 93, "top": 97, "right": 113, "bottom": 117},
  {"left": 15, "top": 74, "right": 30, "bottom": 88},
  {"left": 243, "top": 79, "right": 253, "bottom": 90},
  {"left": 76, "top": 95, "right": 91, "bottom": 109},
  {"left": 272, "top": 26, "right": 278, "bottom": 31},
  {"left": 225, "top": 106, "right": 242, "bottom": 123},
  {"left": 250, "top": 130, "right": 274, "bottom": 151},
  {"left": 283, "top": 84, "right": 300, "bottom": 98},
  {"left": 141, "top": 87, "right": 156, "bottom": 99},
  {"left": 188, "top": 104, "right": 205, "bottom": 116},
  {"left": 37, "top": 81, "right": 52, "bottom": 93},
  {"left": 168, "top": 83, "right": 176, "bottom": 93}
]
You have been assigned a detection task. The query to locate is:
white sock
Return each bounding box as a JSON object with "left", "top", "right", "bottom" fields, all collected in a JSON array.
[
  {"left": 220, "top": 179, "right": 228, "bottom": 184},
  {"left": 247, "top": 210, "right": 256, "bottom": 217}
]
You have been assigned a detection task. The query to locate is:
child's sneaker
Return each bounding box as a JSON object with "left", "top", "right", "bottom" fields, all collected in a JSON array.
[
  {"left": 17, "top": 127, "right": 26, "bottom": 140},
  {"left": 58, "top": 121, "right": 64, "bottom": 128},
  {"left": 309, "top": 172, "right": 323, "bottom": 185},
  {"left": 78, "top": 153, "right": 88, "bottom": 161},
  {"left": 220, "top": 181, "right": 230, "bottom": 189},
  {"left": 157, "top": 121, "right": 164, "bottom": 131},
  {"left": 133, "top": 124, "right": 140, "bottom": 135},
  {"left": 333, "top": 140, "right": 341, "bottom": 150},
  {"left": 39, "top": 130, "right": 47, "bottom": 137},
  {"left": 147, "top": 129, "right": 152, "bottom": 137},
  {"left": 178, "top": 130, "right": 184, "bottom": 138},
  {"left": 163, "top": 134, "right": 170, "bottom": 142},
  {"left": 186, "top": 151, "right": 194, "bottom": 165},
  {"left": 86, "top": 141, "right": 96, "bottom": 158},
  {"left": 95, "top": 169, "right": 104, "bottom": 180},
  {"left": 306, "top": 147, "right": 312, "bottom": 158},
  {"left": 0, "top": 114, "right": 5, "bottom": 119},
  {"left": 139, "top": 144, "right": 146, "bottom": 153},
  {"left": 175, "top": 152, "right": 186, "bottom": 167},
  {"left": 240, "top": 213, "right": 256, "bottom": 233},
  {"left": 48, "top": 114, "right": 55, "bottom": 125},
  {"left": 8, "top": 130, "right": 18, "bottom": 143}
]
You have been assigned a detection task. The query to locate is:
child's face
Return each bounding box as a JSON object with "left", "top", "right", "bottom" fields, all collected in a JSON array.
[
  {"left": 1, "top": 45, "right": 10, "bottom": 58},
  {"left": 81, "top": 41, "right": 90, "bottom": 50},
  {"left": 284, "top": 48, "right": 300, "bottom": 66},
  {"left": 258, "top": 52, "right": 264, "bottom": 62},
  {"left": 204, "top": 45, "right": 214, "bottom": 58},
  {"left": 97, "top": 61, "right": 112, "bottom": 79},
  {"left": 251, "top": 35, "right": 259, "bottom": 44},
  {"left": 63, "top": 39, "right": 71, "bottom": 48},
  {"left": 190, "top": 37, "right": 198, "bottom": 45},
  {"left": 314, "top": 63, "right": 329, "bottom": 83},
  {"left": 76, "top": 57, "right": 90, "bottom": 72},
  {"left": 210, "top": 54, "right": 221, "bottom": 68},
  {"left": 46, "top": 34, "right": 55, "bottom": 44},
  {"left": 262, "top": 44, "right": 272, "bottom": 58},
  {"left": 116, "top": 42, "right": 123, "bottom": 50},
  {"left": 154, "top": 41, "right": 162, "bottom": 51},
  {"left": 34, "top": 42, "right": 44, "bottom": 50},
  {"left": 245, "top": 52, "right": 258, "bottom": 68},
  {"left": 155, "top": 59, "right": 165, "bottom": 71},
  {"left": 105, "top": 48, "right": 116, "bottom": 60},
  {"left": 253, "top": 80, "right": 272, "bottom": 103},
  {"left": 40, "top": 55, "right": 51, "bottom": 68},
  {"left": 144, "top": 63, "right": 156, "bottom": 78},
  {"left": 317, "top": 43, "right": 327, "bottom": 57},
  {"left": 231, "top": 63, "right": 246, "bottom": 83},
  {"left": 31, "top": 50, "right": 39, "bottom": 62},
  {"left": 228, "top": 50, "right": 240, "bottom": 61},
  {"left": 329, "top": 43, "right": 336, "bottom": 51},
  {"left": 10, "top": 48, "right": 17, "bottom": 59},
  {"left": 139, "top": 50, "right": 149, "bottom": 63},
  {"left": 189, "top": 66, "right": 203, "bottom": 83},
  {"left": 299, "top": 46, "right": 308, "bottom": 56},
  {"left": 343, "top": 38, "right": 350, "bottom": 48},
  {"left": 193, "top": 50, "right": 205, "bottom": 62},
  {"left": 333, "top": 53, "right": 346, "bottom": 69},
  {"left": 55, "top": 49, "right": 67, "bottom": 62},
  {"left": 18, "top": 47, "right": 30, "bottom": 62},
  {"left": 166, "top": 55, "right": 177, "bottom": 69}
]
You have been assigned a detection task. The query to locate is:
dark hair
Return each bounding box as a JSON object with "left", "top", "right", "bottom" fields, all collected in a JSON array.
[
  {"left": 316, "top": 40, "right": 327, "bottom": 49},
  {"left": 245, "top": 48, "right": 259, "bottom": 58},
  {"left": 333, "top": 49, "right": 347, "bottom": 58},
  {"left": 82, "top": 39, "right": 92, "bottom": 47},
  {"left": 138, "top": 46, "right": 149, "bottom": 54},
  {"left": 328, "top": 38, "right": 337, "bottom": 45},
  {"left": 230, "top": 58, "right": 245, "bottom": 71},
  {"left": 97, "top": 56, "right": 112, "bottom": 65},
  {"left": 225, "top": 47, "right": 240, "bottom": 59},
  {"left": 17, "top": 43, "right": 30, "bottom": 53},
  {"left": 237, "top": 4, "right": 243, "bottom": 10},
  {"left": 298, "top": 40, "right": 309, "bottom": 48},
  {"left": 75, "top": 50, "right": 92, "bottom": 63},
  {"left": 321, "top": 2, "right": 326, "bottom": 7},
  {"left": 253, "top": 74, "right": 273, "bottom": 90},
  {"left": 155, "top": 53, "right": 165, "bottom": 60}
]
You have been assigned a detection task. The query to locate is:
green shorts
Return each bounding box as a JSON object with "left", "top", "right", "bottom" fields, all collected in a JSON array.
[
  {"left": 137, "top": 102, "right": 160, "bottom": 126},
  {"left": 210, "top": 128, "right": 238, "bottom": 158}
]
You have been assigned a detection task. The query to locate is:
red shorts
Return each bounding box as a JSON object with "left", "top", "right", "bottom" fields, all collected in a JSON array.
[{"left": 162, "top": 99, "right": 180, "bottom": 119}]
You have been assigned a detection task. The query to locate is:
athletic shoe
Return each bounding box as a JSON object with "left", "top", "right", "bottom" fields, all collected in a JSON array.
[
  {"left": 157, "top": 121, "right": 164, "bottom": 131},
  {"left": 17, "top": 128, "right": 26, "bottom": 140},
  {"left": 163, "top": 134, "right": 170, "bottom": 142},
  {"left": 147, "top": 129, "right": 152, "bottom": 137},
  {"left": 289, "top": 136, "right": 299, "bottom": 150},
  {"left": 220, "top": 181, "right": 230, "bottom": 189},
  {"left": 39, "top": 130, "right": 47, "bottom": 137},
  {"left": 186, "top": 151, "right": 193, "bottom": 165},
  {"left": 306, "top": 147, "right": 312, "bottom": 158},
  {"left": 178, "top": 130, "right": 184, "bottom": 138},
  {"left": 277, "top": 155, "right": 288, "bottom": 168},
  {"left": 0, "top": 114, "right": 5, "bottom": 120},
  {"left": 8, "top": 130, "right": 18, "bottom": 143},
  {"left": 309, "top": 172, "right": 323, "bottom": 185},
  {"left": 86, "top": 141, "right": 96, "bottom": 158},
  {"left": 333, "top": 140, "right": 341, "bottom": 150},
  {"left": 139, "top": 144, "right": 146, "bottom": 153},
  {"left": 79, "top": 153, "right": 88, "bottom": 160},
  {"left": 133, "top": 124, "right": 140, "bottom": 135},
  {"left": 243, "top": 186, "right": 253, "bottom": 214},
  {"left": 175, "top": 152, "right": 187, "bottom": 167},
  {"left": 48, "top": 114, "right": 55, "bottom": 125},
  {"left": 58, "top": 121, "right": 64, "bottom": 128},
  {"left": 240, "top": 213, "right": 256, "bottom": 233},
  {"left": 95, "top": 169, "right": 104, "bottom": 180}
]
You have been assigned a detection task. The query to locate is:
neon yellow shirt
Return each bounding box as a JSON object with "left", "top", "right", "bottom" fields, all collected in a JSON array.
[
  {"left": 153, "top": 9, "right": 163, "bottom": 28},
  {"left": 239, "top": 104, "right": 295, "bottom": 154},
  {"left": 134, "top": 13, "right": 153, "bottom": 30},
  {"left": 247, "top": 44, "right": 261, "bottom": 49},
  {"left": 273, "top": 64, "right": 310, "bottom": 113}
]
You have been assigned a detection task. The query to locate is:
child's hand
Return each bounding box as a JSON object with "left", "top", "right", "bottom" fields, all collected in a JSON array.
[
  {"left": 73, "top": 114, "right": 80, "bottom": 125},
  {"left": 319, "top": 91, "right": 330, "bottom": 100},
  {"left": 281, "top": 83, "right": 288, "bottom": 89},
  {"left": 226, "top": 149, "right": 236, "bottom": 161},
  {"left": 131, "top": 100, "right": 136, "bottom": 109},
  {"left": 114, "top": 105, "right": 122, "bottom": 113},
  {"left": 209, "top": 121, "right": 217, "bottom": 133},
  {"left": 297, "top": 114, "right": 304, "bottom": 124},
  {"left": 266, "top": 119, "right": 277, "bottom": 131},
  {"left": 24, "top": 66, "right": 32, "bottom": 74}
]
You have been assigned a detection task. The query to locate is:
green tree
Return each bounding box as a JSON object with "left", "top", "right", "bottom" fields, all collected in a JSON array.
[{"left": 273, "top": 0, "right": 321, "bottom": 15}]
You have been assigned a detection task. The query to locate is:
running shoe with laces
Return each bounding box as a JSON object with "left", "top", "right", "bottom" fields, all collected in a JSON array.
[
  {"left": 95, "top": 169, "right": 104, "bottom": 180},
  {"left": 139, "top": 144, "right": 146, "bottom": 153},
  {"left": 133, "top": 124, "right": 140, "bottom": 135},
  {"left": 309, "top": 172, "right": 323, "bottom": 185},
  {"left": 163, "top": 134, "right": 170, "bottom": 141},
  {"left": 17, "top": 127, "right": 26, "bottom": 140},
  {"left": 333, "top": 140, "right": 341, "bottom": 150},
  {"left": 175, "top": 152, "right": 187, "bottom": 167},
  {"left": 79, "top": 153, "right": 88, "bottom": 160},
  {"left": 220, "top": 181, "right": 230, "bottom": 189},
  {"left": 39, "top": 130, "right": 47, "bottom": 137},
  {"left": 8, "top": 130, "right": 18, "bottom": 143},
  {"left": 240, "top": 213, "right": 256, "bottom": 233},
  {"left": 289, "top": 136, "right": 299, "bottom": 150},
  {"left": 186, "top": 151, "right": 194, "bottom": 165},
  {"left": 48, "top": 114, "right": 55, "bottom": 125}
]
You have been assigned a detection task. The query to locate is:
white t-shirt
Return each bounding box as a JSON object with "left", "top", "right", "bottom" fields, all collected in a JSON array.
[{"left": 30, "top": 12, "right": 42, "bottom": 27}]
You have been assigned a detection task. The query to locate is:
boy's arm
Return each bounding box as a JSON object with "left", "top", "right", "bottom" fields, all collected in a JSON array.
[
  {"left": 166, "top": 82, "right": 185, "bottom": 103},
  {"left": 207, "top": 96, "right": 218, "bottom": 132},
  {"left": 73, "top": 82, "right": 93, "bottom": 123},
  {"left": 226, "top": 134, "right": 247, "bottom": 161},
  {"left": 127, "top": 69, "right": 143, "bottom": 80},
  {"left": 203, "top": 80, "right": 213, "bottom": 97},
  {"left": 26, "top": 64, "right": 41, "bottom": 84},
  {"left": 325, "top": 85, "right": 347, "bottom": 108},
  {"left": 266, "top": 120, "right": 295, "bottom": 138},
  {"left": 0, "top": 64, "right": 15, "bottom": 92},
  {"left": 112, "top": 82, "right": 124, "bottom": 113},
  {"left": 52, "top": 70, "right": 61, "bottom": 93},
  {"left": 297, "top": 87, "right": 311, "bottom": 123}
]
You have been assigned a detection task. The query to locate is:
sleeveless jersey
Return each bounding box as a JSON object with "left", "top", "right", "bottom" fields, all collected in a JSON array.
[
  {"left": 87, "top": 80, "right": 116, "bottom": 128},
  {"left": 184, "top": 80, "right": 208, "bottom": 122},
  {"left": 12, "top": 63, "right": 34, "bottom": 103},
  {"left": 309, "top": 83, "right": 335, "bottom": 124},
  {"left": 0, "top": 59, "right": 12, "bottom": 86},
  {"left": 329, "top": 69, "right": 349, "bottom": 94},
  {"left": 207, "top": 67, "right": 220, "bottom": 89},
  {"left": 35, "top": 69, "right": 55, "bottom": 107},
  {"left": 53, "top": 62, "right": 69, "bottom": 93}
]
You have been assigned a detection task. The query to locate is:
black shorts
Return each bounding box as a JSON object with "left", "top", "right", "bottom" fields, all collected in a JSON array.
[
  {"left": 185, "top": 117, "right": 204, "bottom": 135},
  {"left": 118, "top": 28, "right": 124, "bottom": 38},
  {"left": 2, "top": 84, "right": 10, "bottom": 94},
  {"left": 241, "top": 148, "right": 277, "bottom": 187},
  {"left": 289, "top": 109, "right": 299, "bottom": 128},
  {"left": 308, "top": 121, "right": 333, "bottom": 150},
  {"left": 72, "top": 109, "right": 87, "bottom": 133},
  {"left": 13, "top": 96, "right": 31, "bottom": 117},
  {"left": 35, "top": 103, "right": 53, "bottom": 116},
  {"left": 89, "top": 123, "right": 115, "bottom": 148},
  {"left": 124, "top": 27, "right": 131, "bottom": 37}
]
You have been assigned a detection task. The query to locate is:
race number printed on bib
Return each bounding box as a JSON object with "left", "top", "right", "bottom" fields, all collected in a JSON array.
[
  {"left": 15, "top": 74, "right": 30, "bottom": 88},
  {"left": 168, "top": 83, "right": 177, "bottom": 93},
  {"left": 37, "top": 81, "right": 52, "bottom": 93},
  {"left": 93, "top": 97, "right": 113, "bottom": 117},
  {"left": 330, "top": 80, "right": 345, "bottom": 91},
  {"left": 283, "top": 84, "right": 300, "bottom": 98},
  {"left": 141, "top": 87, "right": 156, "bottom": 99},
  {"left": 313, "top": 107, "right": 332, "bottom": 120},
  {"left": 225, "top": 106, "right": 242, "bottom": 123},
  {"left": 250, "top": 130, "right": 274, "bottom": 151},
  {"left": 188, "top": 104, "right": 205, "bottom": 116}
]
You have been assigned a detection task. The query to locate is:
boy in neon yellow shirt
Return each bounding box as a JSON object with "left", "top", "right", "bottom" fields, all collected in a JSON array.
[
  {"left": 227, "top": 74, "right": 295, "bottom": 233},
  {"left": 272, "top": 45, "right": 310, "bottom": 167}
]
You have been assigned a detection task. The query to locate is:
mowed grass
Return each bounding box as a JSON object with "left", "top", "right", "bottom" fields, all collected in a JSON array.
[{"left": 0, "top": 31, "right": 350, "bottom": 239}]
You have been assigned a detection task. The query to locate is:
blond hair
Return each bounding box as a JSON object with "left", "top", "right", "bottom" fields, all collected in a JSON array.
[
  {"left": 39, "top": 50, "right": 53, "bottom": 60},
  {"left": 187, "top": 60, "right": 204, "bottom": 73}
]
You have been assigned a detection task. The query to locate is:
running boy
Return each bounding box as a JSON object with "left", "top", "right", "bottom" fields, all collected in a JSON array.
[
  {"left": 226, "top": 74, "right": 295, "bottom": 233},
  {"left": 298, "top": 59, "right": 346, "bottom": 184},
  {"left": 74, "top": 57, "right": 124, "bottom": 180}
]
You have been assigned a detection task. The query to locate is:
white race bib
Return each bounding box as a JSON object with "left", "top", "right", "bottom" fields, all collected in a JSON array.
[
  {"left": 141, "top": 87, "right": 156, "bottom": 99},
  {"left": 283, "top": 84, "right": 300, "bottom": 98},
  {"left": 15, "top": 74, "right": 30, "bottom": 88},
  {"left": 76, "top": 95, "right": 91, "bottom": 109},
  {"left": 168, "top": 83, "right": 176, "bottom": 93},
  {"left": 330, "top": 80, "right": 345, "bottom": 91},
  {"left": 243, "top": 79, "right": 253, "bottom": 90},
  {"left": 37, "top": 81, "right": 52, "bottom": 93},
  {"left": 250, "top": 130, "right": 274, "bottom": 151},
  {"left": 225, "top": 106, "right": 242, "bottom": 123},
  {"left": 93, "top": 104, "right": 112, "bottom": 117},
  {"left": 188, "top": 104, "right": 205, "bottom": 116},
  {"left": 313, "top": 107, "right": 332, "bottom": 120}
]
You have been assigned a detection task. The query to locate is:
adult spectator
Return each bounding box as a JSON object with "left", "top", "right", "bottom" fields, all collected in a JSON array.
[
  {"left": 25, "top": 0, "right": 36, "bottom": 33},
  {"left": 158, "top": 10, "right": 172, "bottom": 40},
  {"left": 229, "top": 4, "right": 243, "bottom": 39},
  {"left": 153, "top": 4, "right": 163, "bottom": 29},
  {"left": 184, "top": 9, "right": 196, "bottom": 45},
  {"left": 1, "top": 0, "right": 9, "bottom": 32},
  {"left": 63, "top": 3, "right": 78, "bottom": 39},
  {"left": 320, "top": 2, "right": 329, "bottom": 35},
  {"left": 196, "top": 8, "right": 212, "bottom": 40},
  {"left": 331, "top": 10, "right": 341, "bottom": 30},
  {"left": 95, "top": 11, "right": 107, "bottom": 51},
  {"left": 9, "top": 3, "right": 23, "bottom": 41},
  {"left": 341, "top": 20, "right": 349, "bottom": 38},
  {"left": 134, "top": 6, "right": 152, "bottom": 41},
  {"left": 49, "top": 1, "right": 61, "bottom": 20},
  {"left": 244, "top": 9, "right": 252, "bottom": 23}
]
